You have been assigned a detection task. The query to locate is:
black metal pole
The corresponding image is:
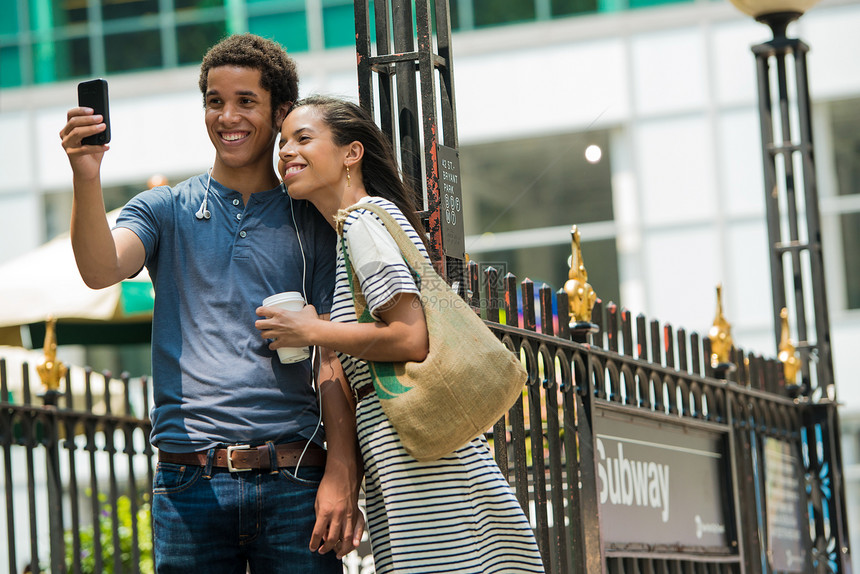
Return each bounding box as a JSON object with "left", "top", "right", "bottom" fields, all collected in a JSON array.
[
  {"left": 40, "top": 378, "right": 66, "bottom": 574},
  {"left": 750, "top": 12, "right": 850, "bottom": 571},
  {"left": 751, "top": 12, "right": 832, "bottom": 396},
  {"left": 352, "top": 0, "right": 466, "bottom": 285}
]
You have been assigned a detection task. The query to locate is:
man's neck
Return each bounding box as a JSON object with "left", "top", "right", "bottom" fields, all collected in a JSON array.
[{"left": 210, "top": 163, "right": 281, "bottom": 203}]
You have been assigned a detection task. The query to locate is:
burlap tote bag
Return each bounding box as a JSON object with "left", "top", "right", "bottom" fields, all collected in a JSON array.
[{"left": 338, "top": 202, "right": 528, "bottom": 461}]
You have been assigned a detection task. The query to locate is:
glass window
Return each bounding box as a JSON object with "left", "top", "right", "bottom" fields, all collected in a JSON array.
[
  {"left": 32, "top": 36, "right": 90, "bottom": 83},
  {"left": 101, "top": 0, "right": 159, "bottom": 21},
  {"left": 473, "top": 0, "right": 535, "bottom": 27},
  {"left": 460, "top": 130, "right": 613, "bottom": 234},
  {"left": 53, "top": 0, "right": 89, "bottom": 26},
  {"left": 450, "top": 0, "right": 461, "bottom": 29},
  {"left": 177, "top": 21, "right": 227, "bottom": 65},
  {"left": 552, "top": 0, "right": 598, "bottom": 17},
  {"left": 105, "top": 29, "right": 162, "bottom": 72},
  {"left": 459, "top": 129, "right": 618, "bottom": 311},
  {"left": 323, "top": 2, "right": 355, "bottom": 49},
  {"left": 1, "top": 46, "right": 22, "bottom": 88},
  {"left": 629, "top": 0, "right": 690, "bottom": 8},
  {"left": 1, "top": 0, "right": 18, "bottom": 34},
  {"left": 833, "top": 100, "right": 860, "bottom": 199},
  {"left": 175, "top": 0, "right": 224, "bottom": 10},
  {"left": 831, "top": 99, "right": 860, "bottom": 309},
  {"left": 842, "top": 213, "right": 860, "bottom": 309},
  {"left": 249, "top": 12, "right": 308, "bottom": 53}
]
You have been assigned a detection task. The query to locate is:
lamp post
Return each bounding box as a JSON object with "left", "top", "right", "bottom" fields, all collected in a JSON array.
[
  {"left": 729, "top": 0, "right": 830, "bottom": 397},
  {"left": 728, "top": 0, "right": 852, "bottom": 570}
]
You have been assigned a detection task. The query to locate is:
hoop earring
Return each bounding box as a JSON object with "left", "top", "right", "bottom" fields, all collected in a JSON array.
[{"left": 346, "top": 165, "right": 351, "bottom": 187}]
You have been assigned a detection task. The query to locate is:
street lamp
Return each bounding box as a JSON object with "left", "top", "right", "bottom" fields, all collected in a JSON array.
[
  {"left": 728, "top": 0, "right": 852, "bottom": 570},
  {"left": 728, "top": 0, "right": 830, "bottom": 397}
]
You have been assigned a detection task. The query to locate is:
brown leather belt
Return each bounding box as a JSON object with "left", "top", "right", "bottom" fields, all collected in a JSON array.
[{"left": 158, "top": 441, "right": 326, "bottom": 472}]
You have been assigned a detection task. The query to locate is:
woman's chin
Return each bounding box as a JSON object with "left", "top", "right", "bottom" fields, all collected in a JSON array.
[{"left": 285, "top": 186, "right": 309, "bottom": 201}]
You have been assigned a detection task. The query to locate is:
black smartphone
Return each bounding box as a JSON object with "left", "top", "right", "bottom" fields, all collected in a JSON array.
[{"left": 77, "top": 78, "right": 111, "bottom": 145}]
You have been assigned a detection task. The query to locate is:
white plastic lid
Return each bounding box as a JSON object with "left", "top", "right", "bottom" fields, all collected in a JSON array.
[{"left": 262, "top": 291, "right": 305, "bottom": 307}]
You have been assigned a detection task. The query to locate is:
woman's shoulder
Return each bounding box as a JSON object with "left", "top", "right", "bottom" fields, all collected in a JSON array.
[
  {"left": 350, "top": 196, "right": 401, "bottom": 217},
  {"left": 343, "top": 196, "right": 409, "bottom": 229}
]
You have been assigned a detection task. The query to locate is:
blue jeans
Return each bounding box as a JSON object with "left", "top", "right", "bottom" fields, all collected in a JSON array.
[{"left": 152, "top": 461, "right": 342, "bottom": 573}]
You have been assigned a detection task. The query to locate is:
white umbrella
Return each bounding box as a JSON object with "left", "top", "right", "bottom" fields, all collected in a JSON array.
[{"left": 0, "top": 209, "right": 153, "bottom": 346}]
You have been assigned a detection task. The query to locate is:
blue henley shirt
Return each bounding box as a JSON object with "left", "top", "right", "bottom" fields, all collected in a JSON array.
[{"left": 116, "top": 173, "right": 336, "bottom": 452}]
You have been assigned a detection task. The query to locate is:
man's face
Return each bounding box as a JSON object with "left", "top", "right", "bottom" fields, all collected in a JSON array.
[{"left": 204, "top": 65, "right": 277, "bottom": 171}]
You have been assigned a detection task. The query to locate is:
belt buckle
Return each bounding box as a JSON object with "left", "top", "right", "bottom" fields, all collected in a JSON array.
[{"left": 226, "top": 444, "right": 252, "bottom": 472}]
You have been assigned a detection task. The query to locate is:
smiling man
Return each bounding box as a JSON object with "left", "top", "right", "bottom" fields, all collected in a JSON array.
[{"left": 59, "top": 34, "right": 363, "bottom": 573}]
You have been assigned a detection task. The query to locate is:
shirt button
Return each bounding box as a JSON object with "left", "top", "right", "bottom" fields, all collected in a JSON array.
[
  {"left": 239, "top": 231, "right": 247, "bottom": 238},
  {"left": 232, "top": 199, "right": 240, "bottom": 206},
  {"left": 236, "top": 213, "right": 242, "bottom": 221}
]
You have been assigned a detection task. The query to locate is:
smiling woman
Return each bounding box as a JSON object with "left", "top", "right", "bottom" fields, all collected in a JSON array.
[{"left": 265, "top": 95, "right": 547, "bottom": 574}]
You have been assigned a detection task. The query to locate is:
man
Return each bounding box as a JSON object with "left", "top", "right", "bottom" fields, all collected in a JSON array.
[{"left": 60, "top": 34, "right": 363, "bottom": 572}]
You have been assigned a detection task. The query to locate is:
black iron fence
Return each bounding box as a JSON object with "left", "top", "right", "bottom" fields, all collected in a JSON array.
[
  {"left": 471, "top": 262, "right": 848, "bottom": 574},
  {"left": 0, "top": 263, "right": 849, "bottom": 573},
  {"left": 0, "top": 361, "right": 152, "bottom": 574}
]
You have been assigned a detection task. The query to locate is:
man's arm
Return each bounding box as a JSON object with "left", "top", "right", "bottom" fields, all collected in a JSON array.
[
  {"left": 310, "top": 337, "right": 365, "bottom": 559},
  {"left": 61, "top": 106, "right": 146, "bottom": 289}
]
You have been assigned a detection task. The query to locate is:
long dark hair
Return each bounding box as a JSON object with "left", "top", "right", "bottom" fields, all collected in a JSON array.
[{"left": 291, "top": 95, "right": 431, "bottom": 253}]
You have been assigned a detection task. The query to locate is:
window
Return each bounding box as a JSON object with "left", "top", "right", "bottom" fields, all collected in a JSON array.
[
  {"left": 105, "top": 29, "right": 163, "bottom": 72},
  {"left": 1, "top": 47, "right": 21, "bottom": 88},
  {"left": 32, "top": 36, "right": 90, "bottom": 84},
  {"left": 458, "top": 129, "right": 619, "bottom": 307},
  {"left": 1, "top": 0, "right": 18, "bottom": 34},
  {"left": 552, "top": 0, "right": 598, "bottom": 17},
  {"left": 175, "top": 0, "right": 224, "bottom": 9},
  {"left": 177, "top": 21, "right": 227, "bottom": 65},
  {"left": 473, "top": 0, "right": 535, "bottom": 27},
  {"left": 0, "top": 0, "right": 706, "bottom": 89},
  {"left": 248, "top": 11, "right": 308, "bottom": 53},
  {"left": 461, "top": 130, "right": 613, "bottom": 232},
  {"left": 323, "top": 0, "right": 356, "bottom": 49},
  {"left": 829, "top": 99, "right": 860, "bottom": 310},
  {"left": 101, "top": 0, "right": 159, "bottom": 21}
]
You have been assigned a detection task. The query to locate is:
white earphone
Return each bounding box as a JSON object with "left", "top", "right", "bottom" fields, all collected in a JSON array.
[{"left": 195, "top": 168, "right": 213, "bottom": 220}]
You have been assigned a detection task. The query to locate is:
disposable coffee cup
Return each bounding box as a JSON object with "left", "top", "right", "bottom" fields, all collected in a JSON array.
[{"left": 262, "top": 291, "right": 310, "bottom": 364}]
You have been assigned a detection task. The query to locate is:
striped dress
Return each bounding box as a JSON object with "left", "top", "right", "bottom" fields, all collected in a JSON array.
[{"left": 330, "top": 196, "right": 546, "bottom": 574}]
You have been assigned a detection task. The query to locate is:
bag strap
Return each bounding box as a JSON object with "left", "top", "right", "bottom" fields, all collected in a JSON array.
[
  {"left": 339, "top": 232, "right": 374, "bottom": 323},
  {"left": 338, "top": 202, "right": 435, "bottom": 280},
  {"left": 337, "top": 201, "right": 438, "bottom": 323}
]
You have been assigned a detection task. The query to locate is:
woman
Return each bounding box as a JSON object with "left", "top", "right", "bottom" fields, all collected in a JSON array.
[{"left": 256, "top": 95, "right": 546, "bottom": 574}]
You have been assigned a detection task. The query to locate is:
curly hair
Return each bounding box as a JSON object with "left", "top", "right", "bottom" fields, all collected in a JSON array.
[{"left": 198, "top": 34, "right": 298, "bottom": 119}]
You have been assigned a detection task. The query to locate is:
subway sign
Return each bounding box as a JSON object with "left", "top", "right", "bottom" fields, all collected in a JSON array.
[{"left": 594, "top": 409, "right": 733, "bottom": 550}]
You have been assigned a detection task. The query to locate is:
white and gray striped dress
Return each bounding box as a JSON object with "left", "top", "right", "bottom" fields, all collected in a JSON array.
[{"left": 330, "top": 196, "right": 546, "bottom": 574}]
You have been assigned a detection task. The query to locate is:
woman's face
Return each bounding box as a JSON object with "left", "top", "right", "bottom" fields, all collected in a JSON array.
[{"left": 277, "top": 105, "right": 350, "bottom": 201}]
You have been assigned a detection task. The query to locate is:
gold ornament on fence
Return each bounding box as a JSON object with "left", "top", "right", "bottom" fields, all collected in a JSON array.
[
  {"left": 778, "top": 307, "right": 801, "bottom": 386},
  {"left": 37, "top": 317, "right": 67, "bottom": 392},
  {"left": 708, "top": 284, "right": 735, "bottom": 373},
  {"left": 564, "top": 225, "right": 598, "bottom": 329}
]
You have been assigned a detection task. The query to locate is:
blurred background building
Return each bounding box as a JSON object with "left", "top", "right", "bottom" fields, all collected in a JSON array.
[{"left": 2, "top": 0, "right": 860, "bottom": 556}]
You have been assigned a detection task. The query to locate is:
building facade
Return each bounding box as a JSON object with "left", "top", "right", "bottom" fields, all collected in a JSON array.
[{"left": 3, "top": 0, "right": 860, "bottom": 559}]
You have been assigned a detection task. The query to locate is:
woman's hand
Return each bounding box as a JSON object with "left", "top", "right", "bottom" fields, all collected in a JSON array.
[{"left": 255, "top": 303, "right": 321, "bottom": 350}]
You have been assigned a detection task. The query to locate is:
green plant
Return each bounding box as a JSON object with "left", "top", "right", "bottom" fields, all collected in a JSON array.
[{"left": 65, "top": 492, "right": 153, "bottom": 574}]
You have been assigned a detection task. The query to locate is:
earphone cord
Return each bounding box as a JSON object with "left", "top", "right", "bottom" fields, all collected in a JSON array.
[
  {"left": 288, "top": 188, "right": 308, "bottom": 303},
  {"left": 294, "top": 345, "right": 322, "bottom": 477},
  {"left": 288, "top": 189, "right": 317, "bottom": 476}
]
